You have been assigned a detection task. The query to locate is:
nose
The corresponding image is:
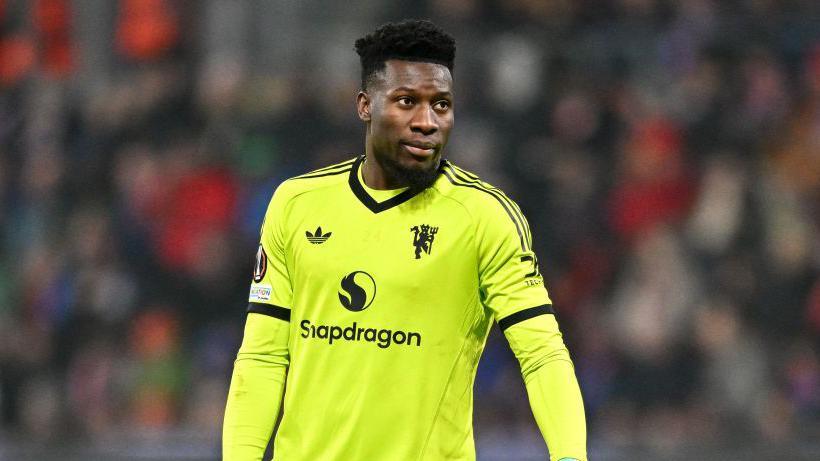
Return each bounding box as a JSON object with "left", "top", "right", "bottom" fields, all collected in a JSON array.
[{"left": 410, "top": 105, "right": 438, "bottom": 135}]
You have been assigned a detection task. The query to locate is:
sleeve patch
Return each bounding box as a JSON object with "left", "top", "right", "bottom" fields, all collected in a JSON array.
[
  {"left": 252, "top": 244, "right": 267, "bottom": 283},
  {"left": 249, "top": 284, "right": 272, "bottom": 302}
]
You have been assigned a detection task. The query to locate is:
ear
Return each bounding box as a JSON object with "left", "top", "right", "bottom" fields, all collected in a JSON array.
[{"left": 356, "top": 91, "right": 371, "bottom": 122}]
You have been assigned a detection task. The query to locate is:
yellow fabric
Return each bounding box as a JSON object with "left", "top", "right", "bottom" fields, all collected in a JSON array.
[
  {"left": 223, "top": 313, "right": 290, "bottom": 460},
  {"left": 224, "top": 156, "right": 584, "bottom": 460},
  {"left": 504, "top": 315, "right": 587, "bottom": 461}
]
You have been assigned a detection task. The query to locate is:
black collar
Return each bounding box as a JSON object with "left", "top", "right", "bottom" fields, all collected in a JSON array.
[{"left": 348, "top": 155, "right": 444, "bottom": 214}]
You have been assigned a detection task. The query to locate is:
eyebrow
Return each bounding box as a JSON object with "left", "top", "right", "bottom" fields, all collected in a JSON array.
[{"left": 390, "top": 86, "right": 453, "bottom": 98}]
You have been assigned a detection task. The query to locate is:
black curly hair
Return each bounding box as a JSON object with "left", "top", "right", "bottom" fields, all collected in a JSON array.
[{"left": 355, "top": 19, "right": 455, "bottom": 90}]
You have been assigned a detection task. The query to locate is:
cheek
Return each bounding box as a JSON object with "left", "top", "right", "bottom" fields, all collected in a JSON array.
[
  {"left": 439, "top": 114, "right": 455, "bottom": 136},
  {"left": 374, "top": 111, "right": 405, "bottom": 137}
]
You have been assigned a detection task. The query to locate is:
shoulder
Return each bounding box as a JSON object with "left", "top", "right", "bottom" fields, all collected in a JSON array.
[
  {"left": 272, "top": 156, "right": 357, "bottom": 205},
  {"left": 434, "top": 160, "right": 531, "bottom": 250},
  {"left": 434, "top": 160, "right": 524, "bottom": 220}
]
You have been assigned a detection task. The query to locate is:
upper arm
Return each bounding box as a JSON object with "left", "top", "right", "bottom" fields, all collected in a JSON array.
[
  {"left": 476, "top": 193, "right": 552, "bottom": 327},
  {"left": 248, "top": 182, "right": 295, "bottom": 318}
]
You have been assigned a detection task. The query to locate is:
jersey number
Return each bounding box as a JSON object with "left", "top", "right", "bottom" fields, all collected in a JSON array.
[{"left": 520, "top": 254, "right": 541, "bottom": 278}]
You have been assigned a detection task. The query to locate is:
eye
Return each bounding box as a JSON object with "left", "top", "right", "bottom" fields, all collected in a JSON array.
[
  {"left": 397, "top": 96, "right": 414, "bottom": 106},
  {"left": 434, "top": 100, "right": 451, "bottom": 111}
]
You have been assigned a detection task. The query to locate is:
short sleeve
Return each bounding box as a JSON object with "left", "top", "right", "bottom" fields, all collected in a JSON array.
[
  {"left": 477, "top": 198, "right": 552, "bottom": 328},
  {"left": 248, "top": 184, "right": 293, "bottom": 314}
]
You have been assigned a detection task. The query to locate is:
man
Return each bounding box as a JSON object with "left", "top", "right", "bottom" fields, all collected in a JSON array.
[{"left": 223, "top": 19, "right": 587, "bottom": 461}]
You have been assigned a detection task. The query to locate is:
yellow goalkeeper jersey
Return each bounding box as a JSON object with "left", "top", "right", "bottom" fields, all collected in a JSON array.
[{"left": 244, "top": 155, "right": 556, "bottom": 460}]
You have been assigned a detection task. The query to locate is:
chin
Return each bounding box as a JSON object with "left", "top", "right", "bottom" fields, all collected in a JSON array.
[
  {"left": 386, "top": 153, "right": 441, "bottom": 191},
  {"left": 401, "top": 155, "right": 437, "bottom": 170}
]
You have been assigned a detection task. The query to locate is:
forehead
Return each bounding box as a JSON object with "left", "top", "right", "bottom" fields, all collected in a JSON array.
[{"left": 375, "top": 60, "right": 453, "bottom": 92}]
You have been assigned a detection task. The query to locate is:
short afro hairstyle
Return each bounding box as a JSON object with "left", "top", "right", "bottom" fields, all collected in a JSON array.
[{"left": 355, "top": 19, "right": 455, "bottom": 90}]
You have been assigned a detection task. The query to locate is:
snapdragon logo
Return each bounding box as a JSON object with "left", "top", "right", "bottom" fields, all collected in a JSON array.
[
  {"left": 303, "top": 270, "right": 422, "bottom": 349},
  {"left": 300, "top": 320, "right": 421, "bottom": 349},
  {"left": 338, "top": 271, "right": 376, "bottom": 311}
]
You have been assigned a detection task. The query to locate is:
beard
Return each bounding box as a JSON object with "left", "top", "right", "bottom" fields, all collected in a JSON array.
[{"left": 378, "top": 154, "right": 441, "bottom": 193}]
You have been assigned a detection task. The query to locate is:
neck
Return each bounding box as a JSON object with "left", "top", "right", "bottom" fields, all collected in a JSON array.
[
  {"left": 362, "top": 141, "right": 405, "bottom": 190},
  {"left": 361, "top": 154, "right": 395, "bottom": 190}
]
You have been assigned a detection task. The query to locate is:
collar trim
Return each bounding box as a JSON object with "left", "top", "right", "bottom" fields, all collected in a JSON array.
[{"left": 348, "top": 155, "right": 443, "bottom": 214}]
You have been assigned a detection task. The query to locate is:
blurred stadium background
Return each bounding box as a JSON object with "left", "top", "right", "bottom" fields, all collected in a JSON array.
[{"left": 1, "top": 0, "right": 820, "bottom": 460}]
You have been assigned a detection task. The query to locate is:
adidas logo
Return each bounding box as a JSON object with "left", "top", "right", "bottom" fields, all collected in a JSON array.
[{"left": 306, "top": 226, "right": 332, "bottom": 244}]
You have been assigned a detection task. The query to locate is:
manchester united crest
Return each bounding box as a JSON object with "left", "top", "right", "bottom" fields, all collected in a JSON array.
[{"left": 410, "top": 224, "right": 438, "bottom": 259}]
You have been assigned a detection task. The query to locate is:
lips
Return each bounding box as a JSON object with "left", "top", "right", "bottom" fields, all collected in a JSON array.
[{"left": 401, "top": 141, "right": 437, "bottom": 157}]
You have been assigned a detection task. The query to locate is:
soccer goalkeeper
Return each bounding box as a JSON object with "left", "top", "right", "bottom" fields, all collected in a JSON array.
[{"left": 223, "top": 19, "right": 587, "bottom": 461}]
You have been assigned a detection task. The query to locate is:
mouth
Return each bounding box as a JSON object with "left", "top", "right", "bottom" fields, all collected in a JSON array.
[{"left": 400, "top": 141, "right": 438, "bottom": 159}]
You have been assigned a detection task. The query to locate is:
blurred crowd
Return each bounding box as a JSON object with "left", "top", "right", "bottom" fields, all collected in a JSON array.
[{"left": 1, "top": 0, "right": 819, "bottom": 458}]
